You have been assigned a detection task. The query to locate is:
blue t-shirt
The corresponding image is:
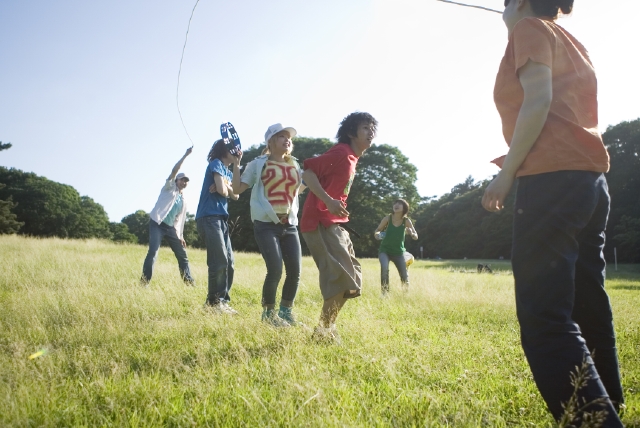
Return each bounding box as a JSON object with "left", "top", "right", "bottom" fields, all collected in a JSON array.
[{"left": 196, "top": 159, "right": 233, "bottom": 219}]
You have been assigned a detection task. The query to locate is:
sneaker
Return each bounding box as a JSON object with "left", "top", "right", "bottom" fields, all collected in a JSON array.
[
  {"left": 278, "top": 306, "right": 304, "bottom": 327},
  {"left": 184, "top": 278, "right": 196, "bottom": 287},
  {"left": 203, "top": 302, "right": 232, "bottom": 314},
  {"left": 262, "top": 309, "right": 290, "bottom": 327},
  {"left": 222, "top": 302, "right": 238, "bottom": 315},
  {"left": 311, "top": 325, "right": 341, "bottom": 345},
  {"left": 140, "top": 276, "right": 150, "bottom": 287}
]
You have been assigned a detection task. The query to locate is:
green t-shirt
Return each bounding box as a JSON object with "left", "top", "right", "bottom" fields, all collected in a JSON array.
[{"left": 379, "top": 216, "right": 406, "bottom": 256}]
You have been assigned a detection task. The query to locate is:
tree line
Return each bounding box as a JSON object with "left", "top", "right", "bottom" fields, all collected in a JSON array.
[{"left": 1, "top": 117, "right": 639, "bottom": 261}]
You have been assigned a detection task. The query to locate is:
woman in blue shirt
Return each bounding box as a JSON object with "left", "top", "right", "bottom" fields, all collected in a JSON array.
[{"left": 196, "top": 139, "right": 240, "bottom": 314}]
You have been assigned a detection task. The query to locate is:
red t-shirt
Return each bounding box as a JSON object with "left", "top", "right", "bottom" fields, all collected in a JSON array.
[
  {"left": 492, "top": 17, "right": 609, "bottom": 176},
  {"left": 300, "top": 143, "right": 358, "bottom": 232}
]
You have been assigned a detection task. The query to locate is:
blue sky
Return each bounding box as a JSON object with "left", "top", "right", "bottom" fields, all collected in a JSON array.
[{"left": 1, "top": 0, "right": 639, "bottom": 222}]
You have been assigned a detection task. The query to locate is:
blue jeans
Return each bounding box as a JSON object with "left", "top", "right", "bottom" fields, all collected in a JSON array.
[
  {"left": 142, "top": 220, "right": 193, "bottom": 283},
  {"left": 253, "top": 221, "right": 301, "bottom": 308},
  {"left": 197, "top": 215, "right": 234, "bottom": 305},
  {"left": 378, "top": 252, "right": 408, "bottom": 292},
  {"left": 512, "top": 171, "right": 623, "bottom": 426}
]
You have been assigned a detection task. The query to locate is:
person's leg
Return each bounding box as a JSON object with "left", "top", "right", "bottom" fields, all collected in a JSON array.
[
  {"left": 572, "top": 175, "right": 624, "bottom": 411},
  {"left": 320, "top": 291, "right": 348, "bottom": 327},
  {"left": 253, "top": 221, "right": 283, "bottom": 310},
  {"left": 163, "top": 223, "right": 194, "bottom": 283},
  {"left": 512, "top": 171, "right": 622, "bottom": 426},
  {"left": 142, "top": 220, "right": 163, "bottom": 283},
  {"left": 389, "top": 254, "right": 409, "bottom": 290},
  {"left": 379, "top": 252, "right": 391, "bottom": 294},
  {"left": 223, "top": 220, "right": 234, "bottom": 304},
  {"left": 304, "top": 224, "right": 362, "bottom": 328},
  {"left": 279, "top": 223, "right": 302, "bottom": 307},
  {"left": 197, "top": 216, "right": 229, "bottom": 305}
]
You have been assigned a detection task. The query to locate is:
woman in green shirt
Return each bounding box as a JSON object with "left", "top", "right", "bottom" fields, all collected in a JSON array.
[{"left": 374, "top": 199, "right": 418, "bottom": 295}]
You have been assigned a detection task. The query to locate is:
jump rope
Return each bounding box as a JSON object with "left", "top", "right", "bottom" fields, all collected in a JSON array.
[{"left": 174, "top": 1, "right": 500, "bottom": 153}]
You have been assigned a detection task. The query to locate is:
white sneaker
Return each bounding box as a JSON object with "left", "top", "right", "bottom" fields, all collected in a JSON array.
[
  {"left": 222, "top": 302, "right": 238, "bottom": 315},
  {"left": 203, "top": 302, "right": 232, "bottom": 315}
]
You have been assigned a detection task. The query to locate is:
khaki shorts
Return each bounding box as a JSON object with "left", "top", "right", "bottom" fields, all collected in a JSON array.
[{"left": 302, "top": 224, "right": 362, "bottom": 300}]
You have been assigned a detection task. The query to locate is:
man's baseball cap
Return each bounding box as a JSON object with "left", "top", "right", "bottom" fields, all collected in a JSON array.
[
  {"left": 175, "top": 172, "right": 189, "bottom": 181},
  {"left": 264, "top": 123, "right": 297, "bottom": 144}
]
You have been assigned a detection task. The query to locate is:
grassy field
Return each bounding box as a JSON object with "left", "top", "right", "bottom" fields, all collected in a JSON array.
[{"left": 0, "top": 235, "right": 638, "bottom": 427}]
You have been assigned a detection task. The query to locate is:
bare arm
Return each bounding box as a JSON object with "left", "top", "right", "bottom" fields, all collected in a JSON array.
[
  {"left": 404, "top": 218, "right": 418, "bottom": 240},
  {"left": 301, "top": 169, "right": 348, "bottom": 217},
  {"left": 231, "top": 153, "right": 249, "bottom": 195},
  {"left": 168, "top": 147, "right": 193, "bottom": 180},
  {"left": 213, "top": 173, "right": 229, "bottom": 197},
  {"left": 374, "top": 216, "right": 389, "bottom": 234},
  {"left": 482, "top": 60, "right": 552, "bottom": 212}
]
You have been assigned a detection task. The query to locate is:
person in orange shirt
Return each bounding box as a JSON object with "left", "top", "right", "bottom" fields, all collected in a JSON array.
[{"left": 482, "top": 0, "right": 623, "bottom": 425}]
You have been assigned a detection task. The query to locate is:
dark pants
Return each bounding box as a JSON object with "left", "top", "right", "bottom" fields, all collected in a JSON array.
[
  {"left": 512, "top": 171, "right": 623, "bottom": 426},
  {"left": 253, "top": 220, "right": 301, "bottom": 308},
  {"left": 197, "top": 215, "right": 234, "bottom": 305},
  {"left": 142, "top": 220, "right": 193, "bottom": 283}
]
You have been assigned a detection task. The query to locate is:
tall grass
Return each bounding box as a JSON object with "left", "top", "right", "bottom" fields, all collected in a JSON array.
[{"left": 1, "top": 235, "right": 638, "bottom": 427}]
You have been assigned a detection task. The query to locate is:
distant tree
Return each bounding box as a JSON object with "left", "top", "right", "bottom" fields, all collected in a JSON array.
[
  {"left": 70, "top": 196, "right": 112, "bottom": 239},
  {"left": 109, "top": 222, "right": 137, "bottom": 244},
  {"left": 182, "top": 213, "right": 204, "bottom": 248},
  {"left": 603, "top": 118, "right": 640, "bottom": 262},
  {"left": 121, "top": 210, "right": 150, "bottom": 245},
  {"left": 0, "top": 167, "right": 110, "bottom": 238},
  {"left": 0, "top": 145, "right": 23, "bottom": 233},
  {"left": 0, "top": 185, "right": 23, "bottom": 234},
  {"left": 612, "top": 215, "right": 640, "bottom": 263},
  {"left": 412, "top": 176, "right": 514, "bottom": 259}
]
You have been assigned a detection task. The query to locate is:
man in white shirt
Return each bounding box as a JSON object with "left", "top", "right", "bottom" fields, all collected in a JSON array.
[{"left": 141, "top": 147, "right": 195, "bottom": 286}]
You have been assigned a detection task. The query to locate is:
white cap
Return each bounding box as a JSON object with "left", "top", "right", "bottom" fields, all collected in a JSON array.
[
  {"left": 264, "top": 123, "right": 297, "bottom": 144},
  {"left": 175, "top": 172, "right": 189, "bottom": 181}
]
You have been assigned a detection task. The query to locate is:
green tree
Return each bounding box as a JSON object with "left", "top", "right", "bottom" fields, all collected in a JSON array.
[
  {"left": 183, "top": 213, "right": 204, "bottom": 248},
  {"left": 0, "top": 190, "right": 23, "bottom": 234},
  {"left": 70, "top": 196, "right": 112, "bottom": 239},
  {"left": 109, "top": 222, "right": 138, "bottom": 243},
  {"left": 412, "top": 176, "right": 514, "bottom": 259},
  {"left": 0, "top": 167, "right": 110, "bottom": 238},
  {"left": 121, "top": 210, "right": 150, "bottom": 245},
  {"left": 603, "top": 118, "right": 640, "bottom": 262},
  {"left": 0, "top": 144, "right": 23, "bottom": 234},
  {"left": 612, "top": 215, "right": 640, "bottom": 263}
]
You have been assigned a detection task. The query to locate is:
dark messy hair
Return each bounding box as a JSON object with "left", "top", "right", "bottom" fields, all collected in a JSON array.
[
  {"left": 504, "top": 0, "right": 573, "bottom": 18},
  {"left": 335, "top": 112, "right": 378, "bottom": 144},
  {"left": 394, "top": 199, "right": 410, "bottom": 217},
  {"left": 207, "top": 139, "right": 229, "bottom": 162}
]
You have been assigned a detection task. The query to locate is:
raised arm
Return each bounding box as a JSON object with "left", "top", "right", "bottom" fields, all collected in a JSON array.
[
  {"left": 168, "top": 146, "right": 193, "bottom": 181},
  {"left": 482, "top": 59, "right": 552, "bottom": 212},
  {"left": 302, "top": 169, "right": 349, "bottom": 217}
]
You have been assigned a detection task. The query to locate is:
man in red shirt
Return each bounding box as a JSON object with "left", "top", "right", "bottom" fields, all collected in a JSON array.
[{"left": 301, "top": 112, "right": 378, "bottom": 342}]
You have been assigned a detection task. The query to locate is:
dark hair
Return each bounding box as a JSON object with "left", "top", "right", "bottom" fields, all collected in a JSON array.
[
  {"left": 504, "top": 0, "right": 573, "bottom": 18},
  {"left": 335, "top": 112, "right": 378, "bottom": 144},
  {"left": 207, "top": 139, "right": 229, "bottom": 162},
  {"left": 394, "top": 199, "right": 410, "bottom": 217}
]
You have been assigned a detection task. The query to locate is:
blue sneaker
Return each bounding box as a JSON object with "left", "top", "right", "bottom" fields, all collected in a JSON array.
[
  {"left": 262, "top": 309, "right": 290, "bottom": 327},
  {"left": 278, "top": 306, "right": 303, "bottom": 327}
]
